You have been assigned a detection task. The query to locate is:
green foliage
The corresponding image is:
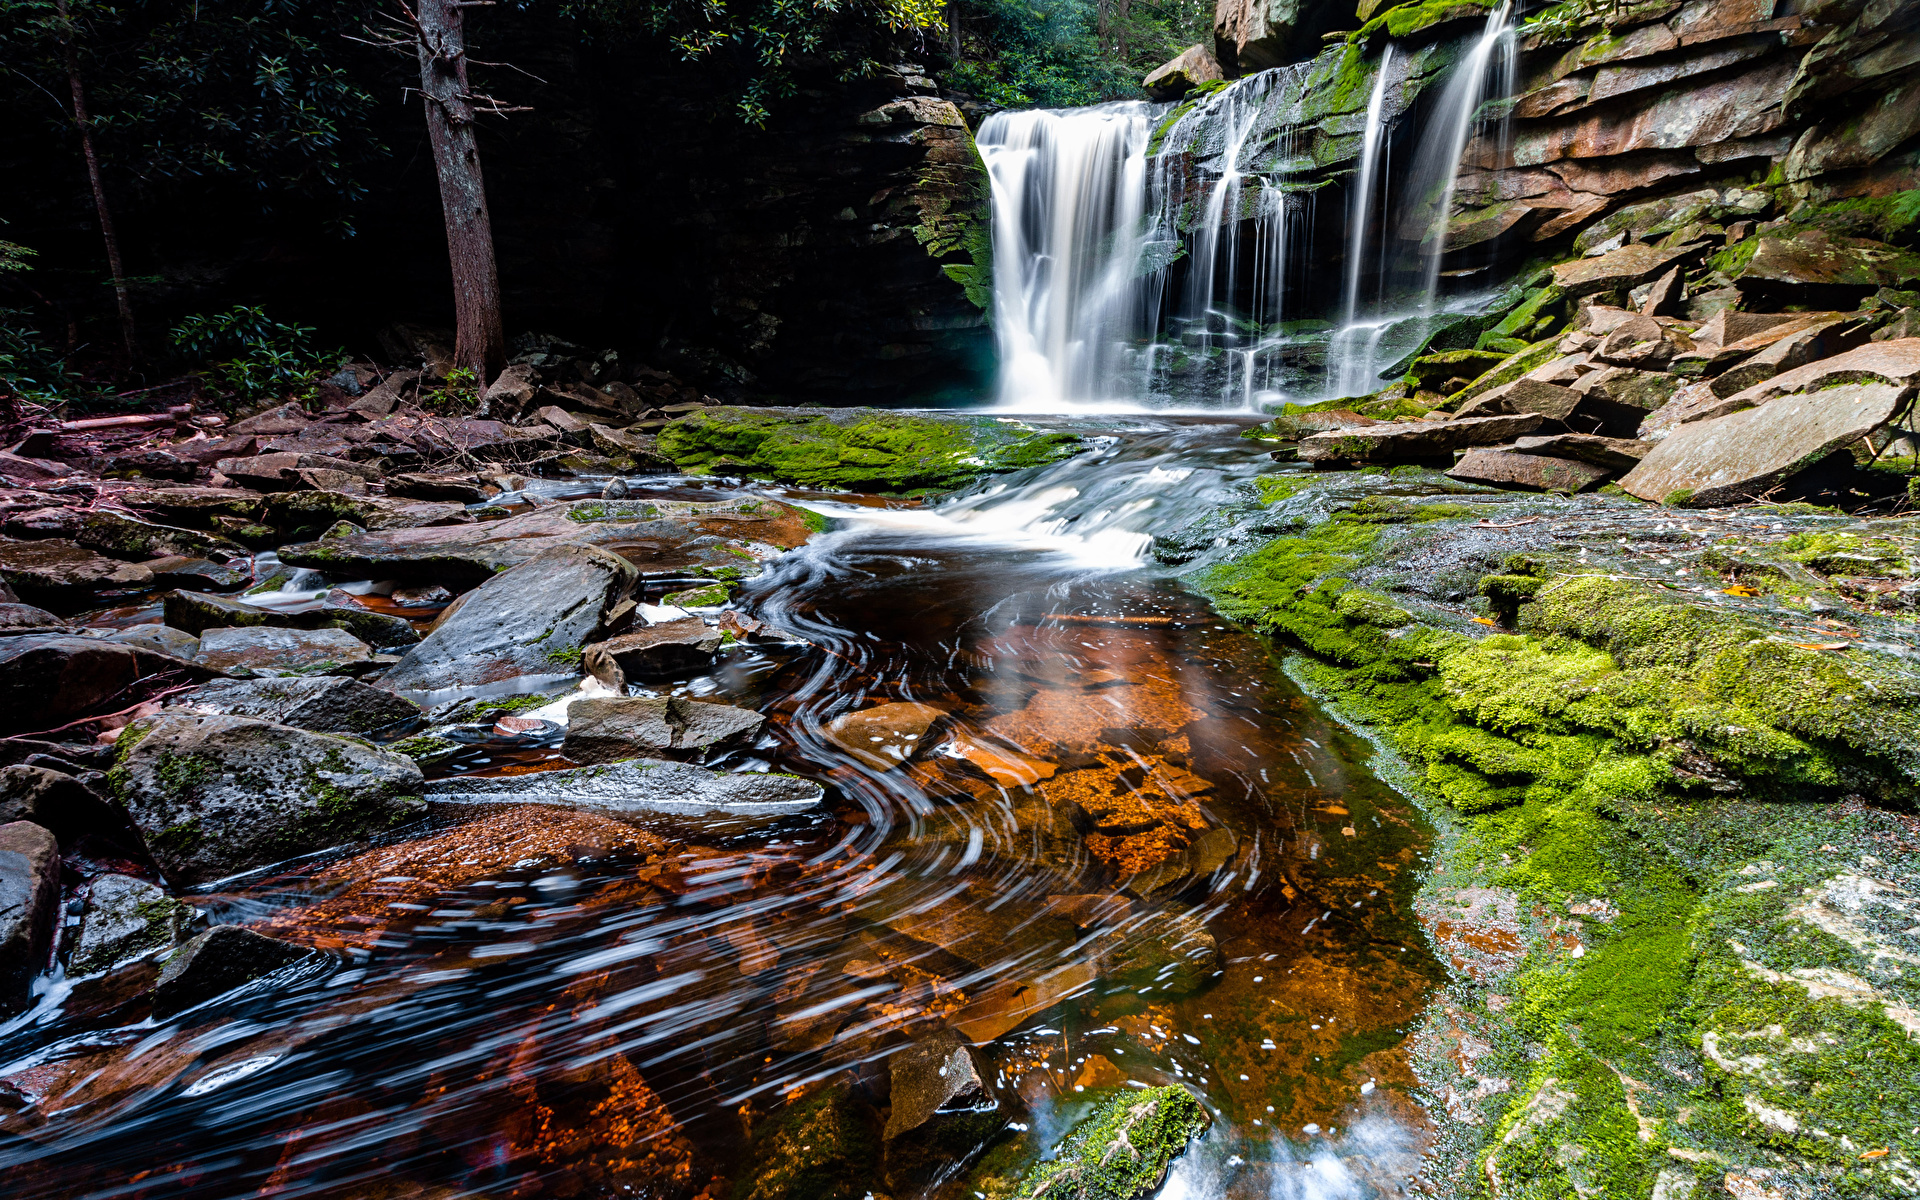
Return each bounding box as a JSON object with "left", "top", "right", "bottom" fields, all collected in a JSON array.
[
  {"left": 0, "top": 0, "right": 386, "bottom": 232},
  {"left": 569, "top": 0, "right": 945, "bottom": 125},
  {"left": 420, "top": 366, "right": 480, "bottom": 414},
  {"left": 948, "top": 0, "right": 1211, "bottom": 109},
  {"left": 169, "top": 305, "right": 341, "bottom": 401}
]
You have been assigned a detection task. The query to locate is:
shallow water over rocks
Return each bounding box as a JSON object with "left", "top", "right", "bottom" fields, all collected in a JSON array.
[{"left": 1, "top": 420, "right": 1444, "bottom": 1199}]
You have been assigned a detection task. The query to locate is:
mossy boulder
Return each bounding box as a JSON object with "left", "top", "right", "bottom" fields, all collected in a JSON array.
[
  {"left": 658, "top": 407, "right": 1086, "bottom": 493},
  {"left": 732, "top": 1079, "right": 878, "bottom": 1200},
  {"left": 109, "top": 713, "right": 425, "bottom": 887},
  {"left": 1016, "top": 1086, "right": 1209, "bottom": 1200}
]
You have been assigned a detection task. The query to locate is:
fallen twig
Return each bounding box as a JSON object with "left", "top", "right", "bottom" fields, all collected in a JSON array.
[{"left": 1474, "top": 517, "right": 1543, "bottom": 529}]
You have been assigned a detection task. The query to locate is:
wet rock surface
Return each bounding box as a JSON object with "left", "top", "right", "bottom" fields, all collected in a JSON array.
[
  {"left": 69, "top": 874, "right": 193, "bottom": 976},
  {"left": 0, "top": 820, "right": 59, "bottom": 1014},
  {"left": 110, "top": 714, "right": 426, "bottom": 886},
  {"left": 422, "top": 757, "right": 820, "bottom": 820},
  {"left": 150, "top": 925, "right": 322, "bottom": 1015},
  {"left": 563, "top": 696, "right": 765, "bottom": 762},
  {"left": 166, "top": 676, "right": 422, "bottom": 733}
]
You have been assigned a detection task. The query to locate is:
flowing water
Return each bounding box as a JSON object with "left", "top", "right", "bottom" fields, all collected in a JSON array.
[{"left": 1, "top": 424, "right": 1445, "bottom": 1199}]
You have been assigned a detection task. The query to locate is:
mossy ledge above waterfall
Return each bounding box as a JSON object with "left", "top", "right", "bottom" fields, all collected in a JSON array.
[
  {"left": 1178, "top": 470, "right": 1920, "bottom": 1198},
  {"left": 657, "top": 407, "right": 1089, "bottom": 493}
]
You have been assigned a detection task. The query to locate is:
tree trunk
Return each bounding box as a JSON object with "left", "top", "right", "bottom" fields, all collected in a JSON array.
[
  {"left": 413, "top": 0, "right": 506, "bottom": 386},
  {"left": 54, "top": 0, "right": 135, "bottom": 363},
  {"left": 1115, "top": 0, "right": 1130, "bottom": 62}
]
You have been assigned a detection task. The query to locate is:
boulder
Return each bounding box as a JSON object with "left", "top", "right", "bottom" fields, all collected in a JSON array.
[
  {"left": 478, "top": 362, "right": 538, "bottom": 420},
  {"left": 278, "top": 495, "right": 814, "bottom": 582},
  {"left": 116, "top": 486, "right": 265, "bottom": 526},
  {"left": 69, "top": 874, "right": 192, "bottom": 975},
  {"left": 1243, "top": 409, "right": 1378, "bottom": 440},
  {"left": 583, "top": 618, "right": 725, "bottom": 687},
  {"left": 228, "top": 402, "right": 311, "bottom": 435},
  {"left": 263, "top": 491, "right": 469, "bottom": 534},
  {"left": 139, "top": 556, "right": 250, "bottom": 592},
  {"left": 883, "top": 1032, "right": 1014, "bottom": 1190},
  {"left": 110, "top": 714, "right": 425, "bottom": 886},
  {"left": 564, "top": 696, "right": 764, "bottom": 762},
  {"left": 1143, "top": 44, "right": 1222, "bottom": 99},
  {"left": 104, "top": 623, "right": 210, "bottom": 660},
  {"left": 823, "top": 701, "right": 948, "bottom": 770},
  {"left": 318, "top": 590, "right": 421, "bottom": 648},
  {"left": 386, "top": 472, "right": 490, "bottom": 503},
  {"left": 166, "top": 677, "right": 421, "bottom": 734},
  {"left": 1711, "top": 336, "right": 1920, "bottom": 410},
  {"left": 0, "top": 539, "right": 153, "bottom": 606},
  {"left": 194, "top": 626, "right": 374, "bottom": 676},
  {"left": 422, "top": 757, "right": 822, "bottom": 821},
  {"left": 1619, "top": 378, "right": 1912, "bottom": 506},
  {"left": 378, "top": 544, "right": 635, "bottom": 697},
  {"left": 1509, "top": 433, "right": 1653, "bottom": 471},
  {"left": 0, "top": 452, "right": 73, "bottom": 483},
  {"left": 0, "top": 820, "right": 59, "bottom": 1014},
  {"left": 1095, "top": 908, "right": 1223, "bottom": 993},
  {"left": 1706, "top": 317, "right": 1873, "bottom": 398},
  {"left": 1297, "top": 413, "right": 1544, "bottom": 463},
  {"left": 1552, "top": 242, "right": 1705, "bottom": 299},
  {"left": 150, "top": 924, "right": 322, "bottom": 1015},
  {"left": 1572, "top": 366, "right": 1687, "bottom": 413},
  {"left": 1447, "top": 448, "right": 1615, "bottom": 492},
  {"left": 215, "top": 452, "right": 378, "bottom": 492},
  {"left": 1724, "top": 228, "right": 1920, "bottom": 302},
  {"left": 1593, "top": 313, "right": 1689, "bottom": 369},
  {"left": 1, "top": 507, "right": 244, "bottom": 561},
  {"left": 586, "top": 424, "right": 674, "bottom": 469},
  {"left": 0, "top": 602, "right": 62, "bottom": 630},
  {"left": 0, "top": 764, "right": 124, "bottom": 842},
  {"left": 0, "top": 633, "right": 216, "bottom": 731},
  {"left": 1693, "top": 310, "right": 1802, "bottom": 349}
]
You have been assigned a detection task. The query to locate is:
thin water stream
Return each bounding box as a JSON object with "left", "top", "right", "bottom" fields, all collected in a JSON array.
[{"left": 0, "top": 420, "right": 1444, "bottom": 1199}]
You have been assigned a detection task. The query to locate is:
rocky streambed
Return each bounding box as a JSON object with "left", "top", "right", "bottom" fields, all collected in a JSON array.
[{"left": 0, "top": 392, "right": 1916, "bottom": 1200}]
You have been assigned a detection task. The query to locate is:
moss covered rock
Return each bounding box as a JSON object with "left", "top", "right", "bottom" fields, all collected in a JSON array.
[
  {"left": 1017, "top": 1086, "right": 1209, "bottom": 1200},
  {"left": 659, "top": 407, "right": 1086, "bottom": 493}
]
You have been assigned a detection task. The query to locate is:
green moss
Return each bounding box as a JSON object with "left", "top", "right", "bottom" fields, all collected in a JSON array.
[
  {"left": 799, "top": 507, "right": 832, "bottom": 534},
  {"left": 150, "top": 817, "right": 206, "bottom": 857},
  {"left": 657, "top": 408, "right": 1086, "bottom": 493},
  {"left": 1016, "top": 1087, "right": 1209, "bottom": 1200},
  {"left": 546, "top": 645, "right": 583, "bottom": 667},
  {"left": 663, "top": 583, "right": 730, "bottom": 608},
  {"left": 1255, "top": 476, "right": 1311, "bottom": 504},
  {"left": 1353, "top": 0, "right": 1495, "bottom": 42},
  {"left": 732, "top": 1082, "right": 876, "bottom": 1200}
]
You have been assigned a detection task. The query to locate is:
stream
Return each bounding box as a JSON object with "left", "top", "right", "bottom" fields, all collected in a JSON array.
[{"left": 0, "top": 418, "right": 1445, "bottom": 1199}]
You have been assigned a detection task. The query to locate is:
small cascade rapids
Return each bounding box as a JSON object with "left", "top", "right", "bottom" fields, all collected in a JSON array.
[{"left": 977, "top": 6, "right": 1523, "bottom": 412}]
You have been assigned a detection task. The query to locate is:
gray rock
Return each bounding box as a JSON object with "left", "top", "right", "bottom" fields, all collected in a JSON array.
[
  {"left": 0, "top": 820, "right": 59, "bottom": 1014},
  {"left": 1552, "top": 242, "right": 1705, "bottom": 299},
  {"left": 582, "top": 617, "right": 725, "bottom": 688},
  {"left": 386, "top": 472, "right": 489, "bottom": 503},
  {"left": 379, "top": 544, "right": 636, "bottom": 698},
  {"left": 140, "top": 556, "right": 251, "bottom": 592},
  {"left": 110, "top": 714, "right": 425, "bottom": 886},
  {"left": 1706, "top": 317, "right": 1872, "bottom": 398},
  {"left": 167, "top": 677, "right": 422, "bottom": 734},
  {"left": 882, "top": 1031, "right": 1014, "bottom": 1190},
  {"left": 101, "top": 623, "right": 201, "bottom": 658},
  {"left": 1297, "top": 413, "right": 1544, "bottom": 463},
  {"left": 195, "top": 626, "right": 374, "bottom": 676},
  {"left": 564, "top": 696, "right": 764, "bottom": 762},
  {"left": 319, "top": 590, "right": 420, "bottom": 648},
  {"left": 1509, "top": 433, "right": 1654, "bottom": 471},
  {"left": 0, "top": 633, "right": 216, "bottom": 733},
  {"left": 1447, "top": 448, "right": 1615, "bottom": 493},
  {"left": 0, "top": 764, "right": 123, "bottom": 842},
  {"left": 1572, "top": 366, "right": 1687, "bottom": 412},
  {"left": 0, "top": 539, "right": 153, "bottom": 606},
  {"left": 1143, "top": 43, "right": 1222, "bottom": 100},
  {"left": 151, "top": 924, "right": 322, "bottom": 1015},
  {"left": 70, "top": 873, "right": 192, "bottom": 975},
  {"left": 423, "top": 758, "right": 821, "bottom": 820},
  {"left": 0, "top": 602, "right": 62, "bottom": 630},
  {"left": 1620, "top": 378, "right": 1911, "bottom": 506},
  {"left": 163, "top": 589, "right": 285, "bottom": 637}
]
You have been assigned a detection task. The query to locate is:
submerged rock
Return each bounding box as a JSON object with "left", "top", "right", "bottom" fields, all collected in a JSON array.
[
  {"left": 150, "top": 924, "right": 322, "bottom": 1015},
  {"left": 823, "top": 701, "right": 948, "bottom": 770},
  {"left": 166, "top": 676, "right": 422, "bottom": 734},
  {"left": 110, "top": 714, "right": 426, "bottom": 887},
  {"left": 69, "top": 874, "right": 193, "bottom": 976},
  {"left": 0, "top": 820, "right": 59, "bottom": 1014},
  {"left": 658, "top": 407, "right": 1085, "bottom": 492},
  {"left": 423, "top": 757, "right": 821, "bottom": 820},
  {"left": 883, "top": 1031, "right": 1015, "bottom": 1189},
  {"left": 379, "top": 544, "right": 635, "bottom": 697},
  {"left": 734, "top": 1079, "right": 878, "bottom": 1200},
  {"left": 1016, "top": 1086, "right": 1210, "bottom": 1200}
]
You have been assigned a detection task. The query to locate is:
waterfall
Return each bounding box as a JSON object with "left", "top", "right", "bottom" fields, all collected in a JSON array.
[
  {"left": 1329, "top": 44, "right": 1398, "bottom": 399},
  {"left": 1406, "top": 1, "right": 1516, "bottom": 312},
  {"left": 977, "top": 105, "right": 1157, "bottom": 410}
]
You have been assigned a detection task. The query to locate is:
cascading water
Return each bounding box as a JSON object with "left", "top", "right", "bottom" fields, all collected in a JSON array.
[
  {"left": 1405, "top": 0, "right": 1518, "bottom": 312},
  {"left": 979, "top": 105, "right": 1158, "bottom": 411},
  {"left": 977, "top": 6, "right": 1521, "bottom": 411},
  {"left": 1328, "top": 43, "right": 1399, "bottom": 399}
]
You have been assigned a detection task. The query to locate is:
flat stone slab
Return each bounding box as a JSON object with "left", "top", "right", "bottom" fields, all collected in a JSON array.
[
  {"left": 423, "top": 758, "right": 822, "bottom": 819},
  {"left": 1298, "top": 413, "right": 1544, "bottom": 462},
  {"left": 195, "top": 626, "right": 374, "bottom": 676},
  {"left": 1620, "top": 378, "right": 1910, "bottom": 505},
  {"left": 278, "top": 496, "right": 815, "bottom": 582},
  {"left": 583, "top": 618, "right": 725, "bottom": 687},
  {"left": 168, "top": 676, "right": 421, "bottom": 734},
  {"left": 564, "top": 696, "right": 764, "bottom": 762},
  {"left": 1553, "top": 242, "right": 1704, "bottom": 298},
  {"left": 0, "top": 539, "right": 153, "bottom": 605},
  {"left": 1509, "top": 433, "right": 1653, "bottom": 471},
  {"left": 1448, "top": 448, "right": 1615, "bottom": 492}
]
